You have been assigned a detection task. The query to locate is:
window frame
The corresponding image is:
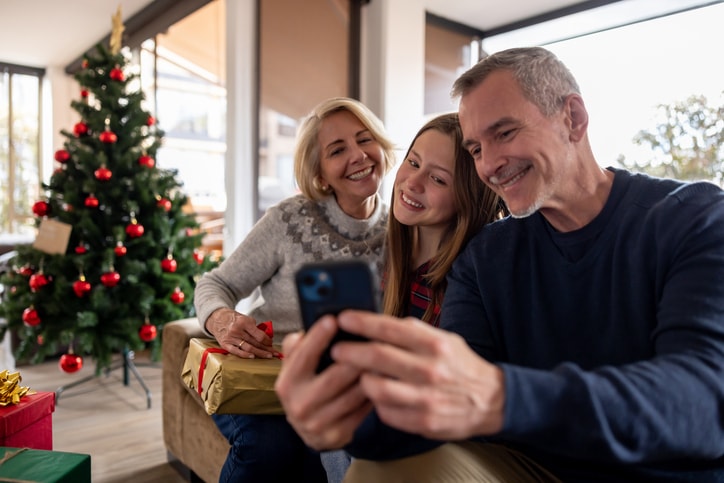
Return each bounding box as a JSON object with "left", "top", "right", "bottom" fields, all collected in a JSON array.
[{"left": 0, "top": 62, "right": 44, "bottom": 235}]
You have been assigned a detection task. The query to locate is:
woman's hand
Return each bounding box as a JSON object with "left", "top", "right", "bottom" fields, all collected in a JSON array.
[
  {"left": 275, "top": 315, "right": 373, "bottom": 450},
  {"left": 205, "top": 307, "right": 276, "bottom": 359}
]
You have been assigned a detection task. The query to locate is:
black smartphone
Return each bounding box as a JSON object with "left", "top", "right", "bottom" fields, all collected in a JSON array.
[{"left": 295, "top": 260, "right": 380, "bottom": 372}]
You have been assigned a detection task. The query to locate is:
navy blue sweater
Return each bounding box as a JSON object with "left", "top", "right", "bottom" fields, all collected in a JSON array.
[{"left": 442, "top": 168, "right": 724, "bottom": 481}]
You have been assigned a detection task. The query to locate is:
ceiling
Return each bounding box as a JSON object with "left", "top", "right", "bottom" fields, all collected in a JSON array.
[
  {"left": 0, "top": 0, "right": 154, "bottom": 68},
  {"left": 0, "top": 0, "right": 718, "bottom": 69}
]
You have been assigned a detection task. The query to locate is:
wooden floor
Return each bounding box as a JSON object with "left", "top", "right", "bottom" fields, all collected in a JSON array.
[{"left": 15, "top": 351, "right": 189, "bottom": 483}]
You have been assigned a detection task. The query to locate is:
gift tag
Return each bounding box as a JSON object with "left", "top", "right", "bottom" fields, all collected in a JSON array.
[{"left": 33, "top": 218, "right": 72, "bottom": 255}]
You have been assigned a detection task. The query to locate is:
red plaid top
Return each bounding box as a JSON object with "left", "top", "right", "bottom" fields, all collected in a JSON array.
[{"left": 408, "top": 261, "right": 441, "bottom": 327}]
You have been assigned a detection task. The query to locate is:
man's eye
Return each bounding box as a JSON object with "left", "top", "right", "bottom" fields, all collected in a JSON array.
[{"left": 499, "top": 129, "right": 515, "bottom": 140}]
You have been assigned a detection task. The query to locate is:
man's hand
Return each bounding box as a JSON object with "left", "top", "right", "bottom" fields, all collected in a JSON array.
[
  {"left": 275, "top": 315, "right": 373, "bottom": 450},
  {"left": 205, "top": 308, "right": 276, "bottom": 359},
  {"left": 332, "top": 311, "right": 506, "bottom": 441}
]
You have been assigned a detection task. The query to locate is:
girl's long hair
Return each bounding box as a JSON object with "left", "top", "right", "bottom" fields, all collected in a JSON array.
[{"left": 382, "top": 113, "right": 506, "bottom": 322}]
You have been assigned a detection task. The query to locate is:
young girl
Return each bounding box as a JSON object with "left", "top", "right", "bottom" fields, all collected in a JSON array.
[
  {"left": 328, "top": 113, "right": 507, "bottom": 468},
  {"left": 383, "top": 112, "right": 505, "bottom": 326}
]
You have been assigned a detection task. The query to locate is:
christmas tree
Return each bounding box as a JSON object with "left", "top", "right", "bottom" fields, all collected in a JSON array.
[{"left": 0, "top": 10, "right": 220, "bottom": 373}]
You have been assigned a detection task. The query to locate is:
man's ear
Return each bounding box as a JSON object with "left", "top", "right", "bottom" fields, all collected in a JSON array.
[{"left": 564, "top": 94, "right": 588, "bottom": 142}]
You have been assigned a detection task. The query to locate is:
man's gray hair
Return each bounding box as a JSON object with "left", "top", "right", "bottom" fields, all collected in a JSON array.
[{"left": 451, "top": 47, "right": 581, "bottom": 117}]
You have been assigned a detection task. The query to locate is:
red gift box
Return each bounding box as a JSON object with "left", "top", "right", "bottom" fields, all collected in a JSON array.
[{"left": 0, "top": 391, "right": 55, "bottom": 450}]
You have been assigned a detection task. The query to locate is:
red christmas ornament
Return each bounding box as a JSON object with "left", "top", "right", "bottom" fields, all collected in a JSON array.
[
  {"left": 80, "top": 89, "right": 89, "bottom": 98},
  {"left": 32, "top": 200, "right": 49, "bottom": 217},
  {"left": 138, "top": 154, "right": 155, "bottom": 168},
  {"left": 22, "top": 307, "right": 41, "bottom": 327},
  {"left": 54, "top": 149, "right": 70, "bottom": 163},
  {"left": 139, "top": 323, "right": 157, "bottom": 342},
  {"left": 59, "top": 353, "right": 83, "bottom": 373},
  {"left": 157, "top": 198, "right": 172, "bottom": 212},
  {"left": 94, "top": 166, "right": 112, "bottom": 181},
  {"left": 109, "top": 67, "right": 125, "bottom": 82},
  {"left": 146, "top": 116, "right": 156, "bottom": 126},
  {"left": 84, "top": 194, "right": 99, "bottom": 208},
  {"left": 193, "top": 250, "right": 204, "bottom": 265},
  {"left": 81, "top": 59, "right": 89, "bottom": 69},
  {"left": 73, "top": 122, "right": 88, "bottom": 137},
  {"left": 161, "top": 256, "right": 177, "bottom": 273},
  {"left": 170, "top": 288, "right": 185, "bottom": 304},
  {"left": 99, "top": 130, "right": 118, "bottom": 144},
  {"left": 17, "top": 265, "right": 34, "bottom": 277},
  {"left": 74, "top": 244, "right": 88, "bottom": 254},
  {"left": 29, "top": 273, "right": 50, "bottom": 292},
  {"left": 126, "top": 222, "right": 144, "bottom": 238},
  {"left": 73, "top": 277, "right": 92, "bottom": 297},
  {"left": 37, "top": 334, "right": 44, "bottom": 345},
  {"left": 114, "top": 242, "right": 127, "bottom": 257},
  {"left": 100, "top": 271, "right": 121, "bottom": 288}
]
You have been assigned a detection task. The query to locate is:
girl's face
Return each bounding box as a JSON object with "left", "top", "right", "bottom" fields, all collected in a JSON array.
[
  {"left": 393, "top": 129, "right": 457, "bottom": 229},
  {"left": 317, "top": 110, "right": 385, "bottom": 216}
]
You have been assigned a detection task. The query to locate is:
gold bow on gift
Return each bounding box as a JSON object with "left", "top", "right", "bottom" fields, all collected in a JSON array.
[{"left": 0, "top": 370, "right": 36, "bottom": 406}]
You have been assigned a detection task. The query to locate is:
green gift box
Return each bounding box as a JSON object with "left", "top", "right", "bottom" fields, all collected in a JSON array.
[{"left": 0, "top": 447, "right": 90, "bottom": 483}]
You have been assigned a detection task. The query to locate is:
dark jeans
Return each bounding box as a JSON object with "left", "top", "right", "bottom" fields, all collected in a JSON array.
[{"left": 213, "top": 413, "right": 328, "bottom": 483}]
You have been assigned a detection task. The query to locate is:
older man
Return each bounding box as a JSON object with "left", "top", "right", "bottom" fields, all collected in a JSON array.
[{"left": 275, "top": 47, "right": 724, "bottom": 482}]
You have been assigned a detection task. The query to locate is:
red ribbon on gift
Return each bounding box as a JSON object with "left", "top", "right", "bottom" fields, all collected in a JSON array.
[
  {"left": 198, "top": 321, "right": 283, "bottom": 395},
  {"left": 257, "top": 320, "right": 273, "bottom": 338},
  {"left": 198, "top": 347, "right": 228, "bottom": 396}
]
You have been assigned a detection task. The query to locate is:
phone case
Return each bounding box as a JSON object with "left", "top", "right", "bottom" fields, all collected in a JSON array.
[{"left": 295, "top": 260, "right": 380, "bottom": 371}]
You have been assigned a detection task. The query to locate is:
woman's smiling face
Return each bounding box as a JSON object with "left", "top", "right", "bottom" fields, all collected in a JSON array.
[{"left": 317, "top": 110, "right": 385, "bottom": 216}]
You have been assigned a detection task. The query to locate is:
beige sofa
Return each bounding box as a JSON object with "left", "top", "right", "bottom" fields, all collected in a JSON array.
[{"left": 162, "top": 318, "right": 228, "bottom": 482}]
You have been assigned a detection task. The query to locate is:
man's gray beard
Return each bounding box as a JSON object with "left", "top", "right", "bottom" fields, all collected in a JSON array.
[{"left": 508, "top": 201, "right": 540, "bottom": 219}]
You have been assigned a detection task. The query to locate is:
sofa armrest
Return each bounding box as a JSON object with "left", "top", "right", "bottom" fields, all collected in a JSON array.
[{"left": 162, "top": 318, "right": 228, "bottom": 483}]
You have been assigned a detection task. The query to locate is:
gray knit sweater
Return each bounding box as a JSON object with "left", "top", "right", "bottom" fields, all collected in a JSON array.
[{"left": 194, "top": 194, "right": 387, "bottom": 342}]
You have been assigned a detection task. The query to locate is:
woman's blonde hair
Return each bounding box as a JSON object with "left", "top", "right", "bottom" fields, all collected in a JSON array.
[
  {"left": 382, "top": 113, "right": 506, "bottom": 323},
  {"left": 294, "top": 97, "right": 396, "bottom": 201}
]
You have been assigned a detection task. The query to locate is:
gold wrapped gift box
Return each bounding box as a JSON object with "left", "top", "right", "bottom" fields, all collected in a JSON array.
[{"left": 181, "top": 338, "right": 284, "bottom": 415}]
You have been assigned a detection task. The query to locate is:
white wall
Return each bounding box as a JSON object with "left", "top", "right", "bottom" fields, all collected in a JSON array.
[
  {"left": 223, "top": 0, "right": 256, "bottom": 255},
  {"left": 46, "top": 67, "right": 78, "bottom": 183},
  {"left": 361, "top": 0, "right": 426, "bottom": 150}
]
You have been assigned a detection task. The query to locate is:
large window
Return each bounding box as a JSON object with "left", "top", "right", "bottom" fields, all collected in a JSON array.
[
  {"left": 139, "top": 0, "right": 227, "bottom": 213},
  {"left": 0, "top": 64, "right": 43, "bottom": 237},
  {"left": 258, "top": 0, "right": 351, "bottom": 217},
  {"left": 482, "top": 2, "right": 724, "bottom": 183}
]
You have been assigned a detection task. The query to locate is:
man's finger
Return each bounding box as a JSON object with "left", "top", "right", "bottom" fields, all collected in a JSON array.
[{"left": 337, "top": 310, "right": 439, "bottom": 352}]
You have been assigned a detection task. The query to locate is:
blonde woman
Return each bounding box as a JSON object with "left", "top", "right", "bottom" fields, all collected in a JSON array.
[{"left": 194, "top": 97, "right": 395, "bottom": 482}]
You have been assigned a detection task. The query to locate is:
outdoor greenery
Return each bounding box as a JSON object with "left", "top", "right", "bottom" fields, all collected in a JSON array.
[{"left": 619, "top": 93, "right": 724, "bottom": 185}]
